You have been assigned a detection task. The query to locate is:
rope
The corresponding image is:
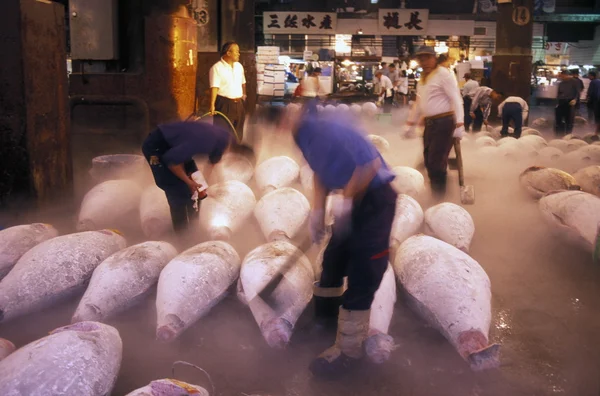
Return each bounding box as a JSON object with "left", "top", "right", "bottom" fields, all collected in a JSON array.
[{"left": 194, "top": 111, "right": 242, "bottom": 144}]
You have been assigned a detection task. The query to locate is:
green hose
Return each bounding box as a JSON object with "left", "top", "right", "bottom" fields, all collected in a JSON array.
[{"left": 195, "top": 111, "right": 242, "bottom": 144}]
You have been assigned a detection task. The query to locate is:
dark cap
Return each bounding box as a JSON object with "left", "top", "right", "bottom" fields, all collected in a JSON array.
[
  {"left": 560, "top": 69, "right": 570, "bottom": 75},
  {"left": 415, "top": 46, "right": 436, "bottom": 56}
]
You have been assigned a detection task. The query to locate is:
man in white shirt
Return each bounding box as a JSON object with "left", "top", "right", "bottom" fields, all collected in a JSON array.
[
  {"left": 298, "top": 67, "right": 324, "bottom": 100},
  {"left": 461, "top": 73, "right": 479, "bottom": 131},
  {"left": 498, "top": 96, "right": 529, "bottom": 138},
  {"left": 375, "top": 70, "right": 394, "bottom": 113},
  {"left": 209, "top": 42, "right": 247, "bottom": 139},
  {"left": 469, "top": 86, "right": 503, "bottom": 132},
  {"left": 404, "top": 46, "right": 464, "bottom": 198}
]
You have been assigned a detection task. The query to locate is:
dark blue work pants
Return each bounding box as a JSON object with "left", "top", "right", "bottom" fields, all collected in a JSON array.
[
  {"left": 501, "top": 102, "right": 523, "bottom": 138},
  {"left": 319, "top": 183, "right": 397, "bottom": 311}
]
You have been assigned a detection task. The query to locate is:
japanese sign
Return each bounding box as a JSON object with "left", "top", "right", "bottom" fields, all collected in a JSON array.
[
  {"left": 544, "top": 42, "right": 569, "bottom": 55},
  {"left": 263, "top": 12, "right": 337, "bottom": 34},
  {"left": 378, "top": 9, "right": 429, "bottom": 35}
]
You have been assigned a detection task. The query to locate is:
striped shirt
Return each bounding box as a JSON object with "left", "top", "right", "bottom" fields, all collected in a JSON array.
[{"left": 470, "top": 87, "right": 494, "bottom": 121}]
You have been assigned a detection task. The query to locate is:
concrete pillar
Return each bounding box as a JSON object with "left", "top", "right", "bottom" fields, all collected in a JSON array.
[
  {"left": 0, "top": 0, "right": 72, "bottom": 206},
  {"left": 492, "top": 0, "right": 534, "bottom": 107}
]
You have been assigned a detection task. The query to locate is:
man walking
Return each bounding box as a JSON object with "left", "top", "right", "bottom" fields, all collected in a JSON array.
[
  {"left": 209, "top": 41, "right": 247, "bottom": 140},
  {"left": 404, "top": 46, "right": 464, "bottom": 197},
  {"left": 555, "top": 70, "right": 579, "bottom": 136},
  {"left": 497, "top": 96, "right": 529, "bottom": 138},
  {"left": 469, "top": 86, "right": 503, "bottom": 132},
  {"left": 461, "top": 73, "right": 479, "bottom": 131}
]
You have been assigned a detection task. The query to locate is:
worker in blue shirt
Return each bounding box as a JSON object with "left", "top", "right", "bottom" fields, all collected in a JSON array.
[
  {"left": 141, "top": 121, "right": 232, "bottom": 234},
  {"left": 257, "top": 103, "right": 397, "bottom": 378},
  {"left": 587, "top": 71, "right": 600, "bottom": 135}
]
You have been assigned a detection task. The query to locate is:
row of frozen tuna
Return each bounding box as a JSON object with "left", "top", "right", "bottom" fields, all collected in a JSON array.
[
  {"left": 519, "top": 165, "right": 600, "bottom": 199},
  {"left": 0, "top": 320, "right": 209, "bottom": 396}
]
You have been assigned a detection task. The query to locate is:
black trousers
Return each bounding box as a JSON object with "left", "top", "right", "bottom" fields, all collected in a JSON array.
[
  {"left": 555, "top": 100, "right": 574, "bottom": 135},
  {"left": 472, "top": 107, "right": 484, "bottom": 132},
  {"left": 215, "top": 95, "right": 246, "bottom": 142},
  {"left": 141, "top": 129, "right": 199, "bottom": 234},
  {"left": 501, "top": 102, "right": 523, "bottom": 138},
  {"left": 382, "top": 95, "right": 393, "bottom": 114},
  {"left": 320, "top": 183, "right": 397, "bottom": 311},
  {"left": 463, "top": 96, "right": 473, "bottom": 131},
  {"left": 423, "top": 114, "right": 455, "bottom": 196}
]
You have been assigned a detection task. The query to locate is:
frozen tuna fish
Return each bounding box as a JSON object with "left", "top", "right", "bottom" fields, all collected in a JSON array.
[
  {"left": 199, "top": 180, "right": 256, "bottom": 240},
  {"left": 0, "top": 321, "right": 122, "bottom": 396},
  {"left": 522, "top": 128, "right": 542, "bottom": 137},
  {"left": 365, "top": 265, "right": 397, "bottom": 364},
  {"left": 362, "top": 102, "right": 378, "bottom": 116},
  {"left": 577, "top": 145, "right": 600, "bottom": 162},
  {"left": 255, "top": 156, "right": 300, "bottom": 195},
  {"left": 0, "top": 230, "right": 126, "bottom": 322},
  {"left": 73, "top": 241, "right": 178, "bottom": 323},
  {"left": 300, "top": 164, "right": 314, "bottom": 195},
  {"left": 573, "top": 165, "right": 600, "bottom": 197},
  {"left": 367, "top": 135, "right": 390, "bottom": 153},
  {"left": 238, "top": 241, "right": 313, "bottom": 349},
  {"left": 393, "top": 235, "right": 499, "bottom": 371},
  {"left": 548, "top": 139, "right": 571, "bottom": 152},
  {"left": 424, "top": 203, "right": 475, "bottom": 253},
  {"left": 140, "top": 186, "right": 173, "bottom": 239},
  {"left": 390, "top": 194, "right": 424, "bottom": 251},
  {"left": 532, "top": 117, "right": 551, "bottom": 128},
  {"left": 125, "top": 379, "right": 209, "bottom": 396},
  {"left": 0, "top": 338, "right": 15, "bottom": 361},
  {"left": 519, "top": 166, "right": 579, "bottom": 199},
  {"left": 78, "top": 179, "right": 143, "bottom": 231},
  {"left": 210, "top": 152, "right": 254, "bottom": 184},
  {"left": 497, "top": 136, "right": 518, "bottom": 146},
  {"left": 475, "top": 136, "right": 497, "bottom": 148},
  {"left": 519, "top": 135, "right": 547, "bottom": 150},
  {"left": 391, "top": 166, "right": 425, "bottom": 198},
  {"left": 538, "top": 147, "right": 563, "bottom": 162},
  {"left": 539, "top": 190, "right": 600, "bottom": 254},
  {"left": 254, "top": 187, "right": 310, "bottom": 241},
  {"left": 156, "top": 241, "right": 241, "bottom": 342},
  {"left": 0, "top": 223, "right": 58, "bottom": 280},
  {"left": 350, "top": 103, "right": 362, "bottom": 115}
]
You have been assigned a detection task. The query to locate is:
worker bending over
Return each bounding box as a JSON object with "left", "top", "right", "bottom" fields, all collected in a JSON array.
[
  {"left": 258, "top": 102, "right": 397, "bottom": 378},
  {"left": 404, "top": 46, "right": 464, "bottom": 197},
  {"left": 498, "top": 96, "right": 529, "bottom": 138},
  {"left": 142, "top": 121, "right": 232, "bottom": 234},
  {"left": 469, "top": 86, "right": 503, "bottom": 132}
]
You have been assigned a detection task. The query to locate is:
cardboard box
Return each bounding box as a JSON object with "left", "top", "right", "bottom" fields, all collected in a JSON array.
[
  {"left": 265, "top": 64, "right": 286, "bottom": 72},
  {"left": 273, "top": 89, "right": 285, "bottom": 97}
]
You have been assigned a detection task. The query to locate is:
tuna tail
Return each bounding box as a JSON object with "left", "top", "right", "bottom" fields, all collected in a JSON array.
[
  {"left": 157, "top": 314, "right": 185, "bottom": 343},
  {"left": 209, "top": 226, "right": 232, "bottom": 241},
  {"left": 261, "top": 317, "right": 293, "bottom": 349},
  {"left": 468, "top": 343, "right": 501, "bottom": 371}
]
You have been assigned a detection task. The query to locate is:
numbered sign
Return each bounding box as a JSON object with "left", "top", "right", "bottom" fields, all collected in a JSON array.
[{"left": 512, "top": 6, "right": 530, "bottom": 26}]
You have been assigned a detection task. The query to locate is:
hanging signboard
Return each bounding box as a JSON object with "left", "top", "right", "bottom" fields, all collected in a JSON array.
[
  {"left": 378, "top": 9, "right": 429, "bottom": 35},
  {"left": 544, "top": 42, "right": 569, "bottom": 55},
  {"left": 263, "top": 12, "right": 337, "bottom": 34}
]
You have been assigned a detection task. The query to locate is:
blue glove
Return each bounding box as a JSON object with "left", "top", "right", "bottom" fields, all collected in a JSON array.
[
  {"left": 331, "top": 198, "right": 353, "bottom": 239},
  {"left": 309, "top": 209, "right": 326, "bottom": 245}
]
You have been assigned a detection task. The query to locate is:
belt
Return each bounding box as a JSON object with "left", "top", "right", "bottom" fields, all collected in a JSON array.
[
  {"left": 218, "top": 95, "right": 243, "bottom": 103},
  {"left": 424, "top": 111, "right": 454, "bottom": 121}
]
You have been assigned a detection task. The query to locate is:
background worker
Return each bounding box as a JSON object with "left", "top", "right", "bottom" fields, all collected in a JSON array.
[
  {"left": 296, "top": 67, "right": 324, "bottom": 101},
  {"left": 257, "top": 103, "right": 397, "bottom": 378},
  {"left": 374, "top": 70, "right": 394, "bottom": 114},
  {"left": 461, "top": 73, "right": 479, "bottom": 131},
  {"left": 587, "top": 71, "right": 600, "bottom": 133},
  {"left": 209, "top": 41, "right": 247, "bottom": 140},
  {"left": 141, "top": 121, "right": 232, "bottom": 235},
  {"left": 469, "top": 86, "right": 504, "bottom": 132},
  {"left": 572, "top": 69, "right": 585, "bottom": 116},
  {"left": 555, "top": 70, "right": 580, "bottom": 136},
  {"left": 497, "top": 96, "right": 529, "bottom": 138},
  {"left": 404, "top": 46, "right": 464, "bottom": 198}
]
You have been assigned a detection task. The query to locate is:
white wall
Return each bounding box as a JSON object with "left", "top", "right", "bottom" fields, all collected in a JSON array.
[{"left": 568, "top": 27, "right": 600, "bottom": 65}]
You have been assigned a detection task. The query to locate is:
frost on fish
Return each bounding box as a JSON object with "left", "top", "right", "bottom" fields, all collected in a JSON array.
[
  {"left": 254, "top": 156, "right": 300, "bottom": 195},
  {"left": 424, "top": 203, "right": 475, "bottom": 253},
  {"left": 475, "top": 136, "right": 496, "bottom": 148},
  {"left": 210, "top": 152, "right": 254, "bottom": 184},
  {"left": 538, "top": 147, "right": 563, "bottom": 162},
  {"left": 0, "top": 321, "right": 122, "bottom": 396},
  {"left": 393, "top": 235, "right": 499, "bottom": 371},
  {"left": 519, "top": 135, "right": 547, "bottom": 150},
  {"left": 0, "top": 223, "right": 59, "bottom": 280},
  {"left": 573, "top": 166, "right": 600, "bottom": 197},
  {"left": 0, "top": 230, "right": 127, "bottom": 323},
  {"left": 365, "top": 265, "right": 397, "bottom": 364},
  {"left": 77, "top": 179, "right": 143, "bottom": 231},
  {"left": 140, "top": 186, "right": 173, "bottom": 239},
  {"left": 390, "top": 194, "right": 424, "bottom": 252},
  {"left": 391, "top": 166, "right": 425, "bottom": 198},
  {"left": 367, "top": 135, "right": 390, "bottom": 153},
  {"left": 539, "top": 190, "right": 600, "bottom": 253},
  {"left": 156, "top": 241, "right": 241, "bottom": 342},
  {"left": 125, "top": 379, "right": 209, "bottom": 396},
  {"left": 0, "top": 338, "right": 15, "bottom": 361},
  {"left": 73, "top": 241, "right": 178, "bottom": 323},
  {"left": 254, "top": 187, "right": 310, "bottom": 242},
  {"left": 239, "top": 241, "right": 313, "bottom": 349},
  {"left": 519, "top": 166, "right": 579, "bottom": 199},
  {"left": 199, "top": 181, "right": 256, "bottom": 240}
]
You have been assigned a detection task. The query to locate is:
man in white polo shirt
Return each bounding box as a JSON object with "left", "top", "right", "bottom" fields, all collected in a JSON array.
[{"left": 209, "top": 41, "right": 247, "bottom": 139}]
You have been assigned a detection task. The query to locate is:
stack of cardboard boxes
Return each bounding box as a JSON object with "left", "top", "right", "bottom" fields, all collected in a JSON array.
[{"left": 256, "top": 46, "right": 286, "bottom": 97}]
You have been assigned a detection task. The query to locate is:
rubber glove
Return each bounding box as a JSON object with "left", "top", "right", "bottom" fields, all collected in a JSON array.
[
  {"left": 331, "top": 198, "right": 353, "bottom": 239},
  {"left": 453, "top": 125, "right": 466, "bottom": 139},
  {"left": 309, "top": 209, "right": 326, "bottom": 245}
]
